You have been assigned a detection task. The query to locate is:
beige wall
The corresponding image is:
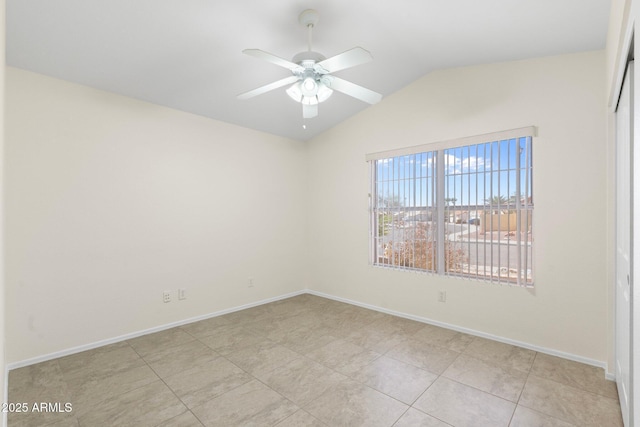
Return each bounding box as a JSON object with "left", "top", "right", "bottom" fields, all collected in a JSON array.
[
  {"left": 5, "top": 68, "right": 308, "bottom": 363},
  {"left": 307, "top": 51, "right": 608, "bottom": 362},
  {"left": 5, "top": 50, "right": 611, "bottom": 369}
]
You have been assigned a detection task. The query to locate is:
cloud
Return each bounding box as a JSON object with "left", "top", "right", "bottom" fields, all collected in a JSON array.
[
  {"left": 443, "top": 153, "right": 489, "bottom": 174},
  {"left": 379, "top": 152, "right": 491, "bottom": 173},
  {"left": 421, "top": 156, "right": 435, "bottom": 168},
  {"left": 462, "top": 155, "right": 486, "bottom": 171}
]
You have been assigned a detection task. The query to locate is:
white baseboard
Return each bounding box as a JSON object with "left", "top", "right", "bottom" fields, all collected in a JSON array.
[
  {"left": 8, "top": 288, "right": 614, "bottom": 384},
  {"left": 7, "top": 290, "right": 306, "bottom": 371},
  {"left": 305, "top": 289, "right": 613, "bottom": 376}
]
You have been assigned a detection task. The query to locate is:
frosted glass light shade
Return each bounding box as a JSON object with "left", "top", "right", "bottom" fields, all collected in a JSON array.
[{"left": 286, "top": 80, "right": 333, "bottom": 105}]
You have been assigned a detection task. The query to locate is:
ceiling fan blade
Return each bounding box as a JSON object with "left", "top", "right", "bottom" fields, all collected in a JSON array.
[
  {"left": 325, "top": 76, "right": 382, "bottom": 104},
  {"left": 303, "top": 103, "right": 318, "bottom": 119},
  {"left": 316, "top": 47, "right": 373, "bottom": 73},
  {"left": 238, "top": 75, "right": 300, "bottom": 100},
  {"left": 243, "top": 49, "right": 302, "bottom": 72}
]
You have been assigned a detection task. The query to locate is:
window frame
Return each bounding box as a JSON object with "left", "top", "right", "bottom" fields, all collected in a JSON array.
[{"left": 367, "top": 127, "right": 536, "bottom": 287}]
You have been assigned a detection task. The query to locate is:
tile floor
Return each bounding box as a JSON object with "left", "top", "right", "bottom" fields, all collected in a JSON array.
[{"left": 7, "top": 294, "right": 623, "bottom": 426}]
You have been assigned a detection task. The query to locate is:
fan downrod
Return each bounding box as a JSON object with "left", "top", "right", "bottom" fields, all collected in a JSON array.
[{"left": 293, "top": 9, "right": 324, "bottom": 66}]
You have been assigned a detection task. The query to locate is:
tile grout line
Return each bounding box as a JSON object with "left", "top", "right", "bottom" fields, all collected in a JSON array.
[
  {"left": 120, "top": 341, "right": 198, "bottom": 427},
  {"left": 505, "top": 349, "right": 538, "bottom": 426},
  {"left": 6, "top": 295, "right": 621, "bottom": 427}
]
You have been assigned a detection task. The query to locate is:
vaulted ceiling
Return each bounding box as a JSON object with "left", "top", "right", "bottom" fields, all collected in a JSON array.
[{"left": 7, "top": 1, "right": 611, "bottom": 141}]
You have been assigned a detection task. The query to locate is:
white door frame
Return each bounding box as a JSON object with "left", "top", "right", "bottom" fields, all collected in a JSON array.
[
  {"left": 611, "top": 8, "right": 638, "bottom": 426},
  {"left": 634, "top": 30, "right": 640, "bottom": 426},
  {"left": 616, "top": 58, "right": 634, "bottom": 427}
]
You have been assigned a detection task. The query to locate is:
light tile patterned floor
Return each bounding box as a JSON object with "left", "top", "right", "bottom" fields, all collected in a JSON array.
[{"left": 7, "top": 294, "right": 623, "bottom": 426}]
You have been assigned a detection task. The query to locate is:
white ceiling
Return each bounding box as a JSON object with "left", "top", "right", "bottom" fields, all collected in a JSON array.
[{"left": 7, "top": 1, "right": 611, "bottom": 141}]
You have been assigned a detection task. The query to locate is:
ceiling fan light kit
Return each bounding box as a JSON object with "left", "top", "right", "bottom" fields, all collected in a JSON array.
[{"left": 238, "top": 9, "right": 382, "bottom": 120}]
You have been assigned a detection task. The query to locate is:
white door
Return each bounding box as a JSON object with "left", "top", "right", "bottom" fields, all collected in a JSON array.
[{"left": 616, "top": 60, "right": 633, "bottom": 427}]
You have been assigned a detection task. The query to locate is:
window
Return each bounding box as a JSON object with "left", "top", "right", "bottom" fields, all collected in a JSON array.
[{"left": 368, "top": 127, "right": 534, "bottom": 286}]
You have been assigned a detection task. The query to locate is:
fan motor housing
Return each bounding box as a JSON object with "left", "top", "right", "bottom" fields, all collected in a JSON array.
[{"left": 292, "top": 51, "right": 326, "bottom": 67}]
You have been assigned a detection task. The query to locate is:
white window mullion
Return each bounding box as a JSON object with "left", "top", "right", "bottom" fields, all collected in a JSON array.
[
  {"left": 483, "top": 145, "right": 488, "bottom": 281},
  {"left": 489, "top": 142, "right": 500, "bottom": 282},
  {"left": 437, "top": 150, "right": 446, "bottom": 275},
  {"left": 475, "top": 145, "right": 480, "bottom": 280},
  {"left": 524, "top": 136, "right": 532, "bottom": 284},
  {"left": 390, "top": 158, "right": 395, "bottom": 263},
  {"left": 515, "top": 138, "right": 526, "bottom": 285},
  {"left": 467, "top": 145, "right": 472, "bottom": 278},
  {"left": 506, "top": 140, "right": 511, "bottom": 285},
  {"left": 431, "top": 152, "right": 437, "bottom": 271},
  {"left": 369, "top": 162, "right": 375, "bottom": 265},
  {"left": 497, "top": 142, "right": 502, "bottom": 284},
  {"left": 412, "top": 154, "right": 417, "bottom": 269}
]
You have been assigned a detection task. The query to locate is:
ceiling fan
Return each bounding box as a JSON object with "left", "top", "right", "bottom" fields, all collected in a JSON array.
[{"left": 238, "top": 9, "right": 382, "bottom": 119}]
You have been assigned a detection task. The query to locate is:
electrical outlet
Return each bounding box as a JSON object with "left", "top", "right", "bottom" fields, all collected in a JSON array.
[
  {"left": 248, "top": 277, "right": 254, "bottom": 287},
  {"left": 438, "top": 291, "right": 447, "bottom": 303},
  {"left": 178, "top": 288, "right": 186, "bottom": 300},
  {"left": 163, "top": 291, "right": 171, "bottom": 303}
]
